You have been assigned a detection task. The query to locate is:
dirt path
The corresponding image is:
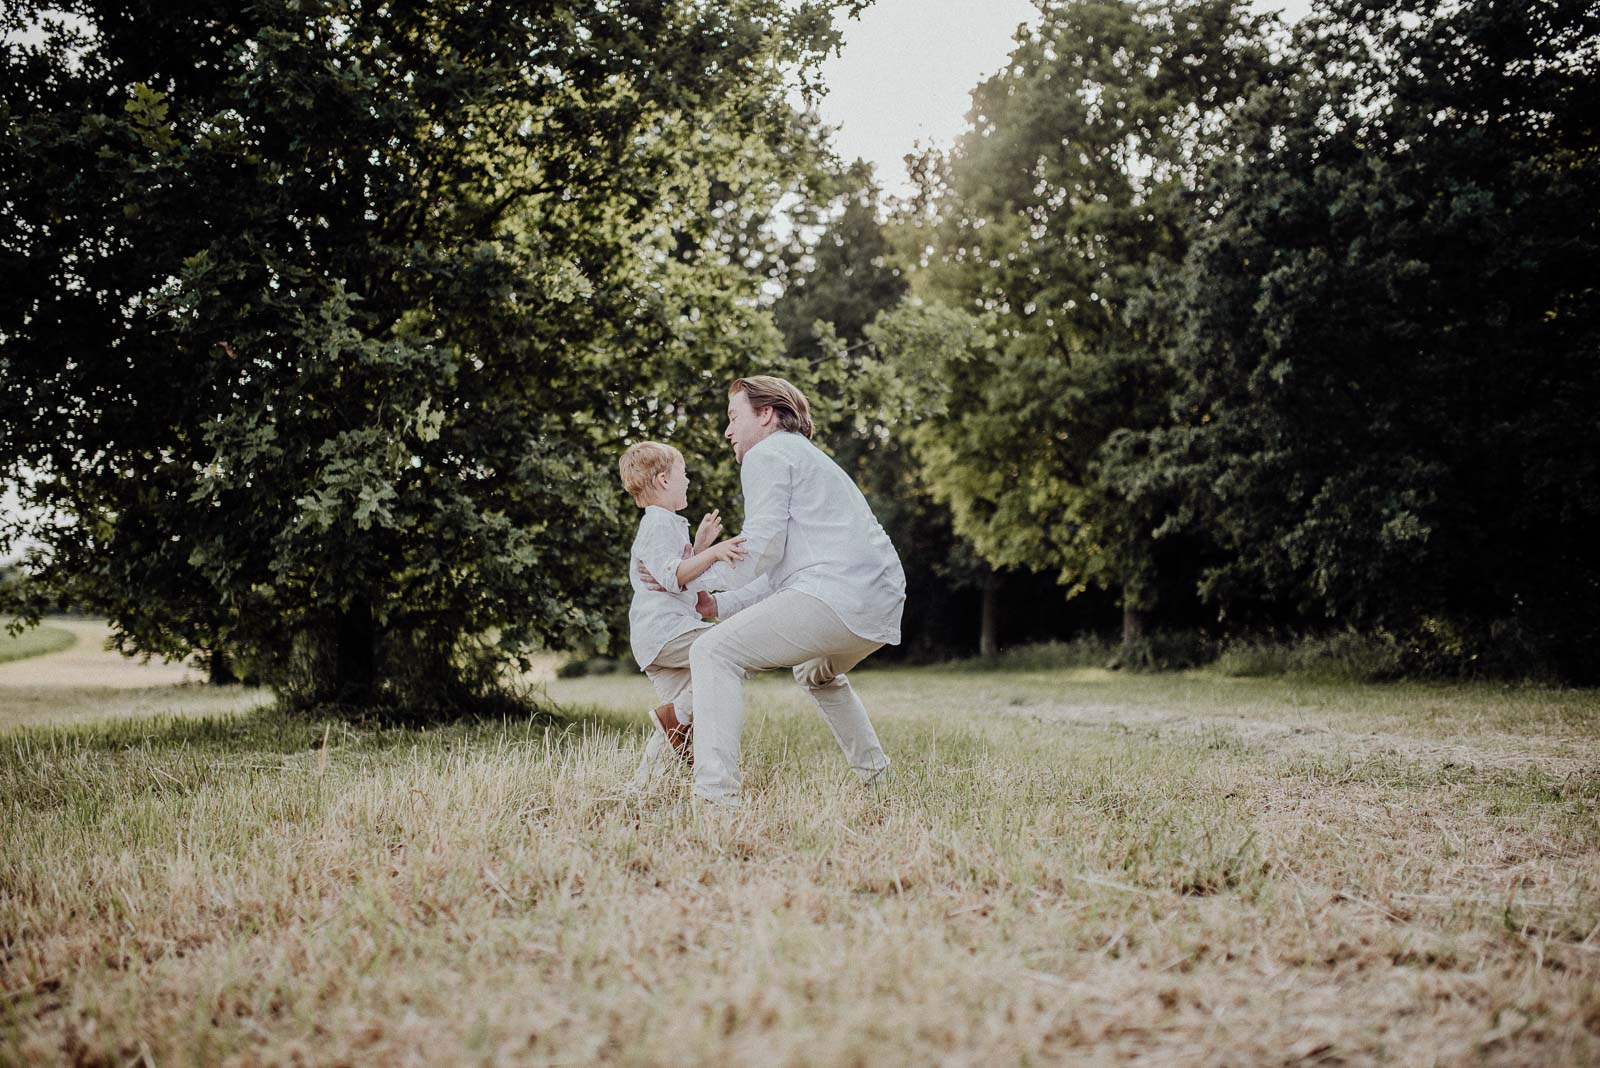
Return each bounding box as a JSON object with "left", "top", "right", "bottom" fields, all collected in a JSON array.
[{"left": 0, "top": 619, "right": 203, "bottom": 689}]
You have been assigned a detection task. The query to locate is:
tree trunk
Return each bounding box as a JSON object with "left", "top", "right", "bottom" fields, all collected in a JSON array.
[
  {"left": 979, "top": 568, "right": 1000, "bottom": 659},
  {"left": 334, "top": 597, "right": 377, "bottom": 706},
  {"left": 1109, "top": 582, "right": 1153, "bottom": 671},
  {"left": 1121, "top": 600, "right": 1150, "bottom": 646},
  {"left": 207, "top": 647, "right": 238, "bottom": 686}
]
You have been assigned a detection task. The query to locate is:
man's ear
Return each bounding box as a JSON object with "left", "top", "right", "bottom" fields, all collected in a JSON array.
[{"left": 757, "top": 405, "right": 776, "bottom": 426}]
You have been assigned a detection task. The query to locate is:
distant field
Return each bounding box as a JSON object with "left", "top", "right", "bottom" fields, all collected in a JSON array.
[
  {"left": 0, "top": 623, "right": 75, "bottom": 664},
  {"left": 1, "top": 667, "right": 1596, "bottom": 1064}
]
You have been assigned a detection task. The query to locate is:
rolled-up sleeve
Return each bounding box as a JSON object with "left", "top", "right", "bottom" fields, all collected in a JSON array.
[
  {"left": 638, "top": 514, "right": 690, "bottom": 594},
  {"left": 685, "top": 557, "right": 736, "bottom": 593},
  {"left": 713, "top": 573, "right": 772, "bottom": 618}
]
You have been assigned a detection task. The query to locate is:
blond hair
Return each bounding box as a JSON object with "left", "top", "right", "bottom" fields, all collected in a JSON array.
[
  {"left": 729, "top": 375, "right": 814, "bottom": 439},
  {"left": 618, "top": 441, "right": 682, "bottom": 506}
]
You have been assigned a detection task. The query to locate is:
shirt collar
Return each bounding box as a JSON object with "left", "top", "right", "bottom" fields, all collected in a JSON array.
[{"left": 745, "top": 430, "right": 792, "bottom": 460}]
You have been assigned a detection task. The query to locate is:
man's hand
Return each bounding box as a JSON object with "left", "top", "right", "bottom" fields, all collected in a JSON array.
[
  {"left": 693, "top": 510, "right": 722, "bottom": 554},
  {"left": 638, "top": 562, "right": 667, "bottom": 592},
  {"left": 638, "top": 544, "right": 690, "bottom": 592},
  {"left": 695, "top": 590, "right": 718, "bottom": 620}
]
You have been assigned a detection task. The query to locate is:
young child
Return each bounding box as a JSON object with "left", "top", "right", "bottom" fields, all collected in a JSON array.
[{"left": 618, "top": 441, "right": 746, "bottom": 787}]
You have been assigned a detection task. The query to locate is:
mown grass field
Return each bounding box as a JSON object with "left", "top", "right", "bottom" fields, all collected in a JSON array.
[
  {"left": 2, "top": 662, "right": 1597, "bottom": 1065},
  {"left": 0, "top": 624, "right": 76, "bottom": 665}
]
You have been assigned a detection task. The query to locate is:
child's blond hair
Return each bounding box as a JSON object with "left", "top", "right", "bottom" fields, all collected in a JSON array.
[{"left": 619, "top": 441, "right": 682, "bottom": 506}]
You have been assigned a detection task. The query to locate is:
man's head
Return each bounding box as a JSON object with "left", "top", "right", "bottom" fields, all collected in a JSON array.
[
  {"left": 726, "top": 375, "right": 813, "bottom": 462},
  {"left": 619, "top": 441, "right": 687, "bottom": 509}
]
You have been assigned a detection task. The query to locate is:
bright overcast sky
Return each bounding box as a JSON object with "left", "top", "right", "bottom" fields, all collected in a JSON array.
[{"left": 809, "top": 0, "right": 1315, "bottom": 196}]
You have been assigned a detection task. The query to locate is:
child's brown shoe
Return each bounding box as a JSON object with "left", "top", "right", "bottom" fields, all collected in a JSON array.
[{"left": 648, "top": 702, "right": 693, "bottom": 766}]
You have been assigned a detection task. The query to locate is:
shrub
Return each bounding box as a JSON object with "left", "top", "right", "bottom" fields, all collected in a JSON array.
[
  {"left": 555, "top": 656, "right": 632, "bottom": 679},
  {"left": 1214, "top": 630, "right": 1402, "bottom": 683}
]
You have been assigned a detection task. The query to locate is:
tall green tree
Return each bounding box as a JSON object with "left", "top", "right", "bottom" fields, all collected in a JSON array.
[
  {"left": 0, "top": 0, "right": 864, "bottom": 712},
  {"left": 761, "top": 160, "right": 997, "bottom": 658},
  {"left": 889, "top": 0, "right": 1278, "bottom": 648},
  {"left": 1106, "top": 0, "right": 1600, "bottom": 678}
]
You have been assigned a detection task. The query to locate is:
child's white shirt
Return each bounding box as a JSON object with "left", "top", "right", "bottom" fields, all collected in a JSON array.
[{"left": 626, "top": 505, "right": 738, "bottom": 670}]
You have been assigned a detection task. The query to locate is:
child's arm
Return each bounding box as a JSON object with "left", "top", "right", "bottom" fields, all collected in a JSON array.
[
  {"left": 675, "top": 536, "right": 746, "bottom": 588},
  {"left": 636, "top": 515, "right": 698, "bottom": 595}
]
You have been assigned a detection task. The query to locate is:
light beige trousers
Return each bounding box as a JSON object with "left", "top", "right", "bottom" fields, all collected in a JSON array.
[{"left": 688, "top": 589, "right": 890, "bottom": 807}]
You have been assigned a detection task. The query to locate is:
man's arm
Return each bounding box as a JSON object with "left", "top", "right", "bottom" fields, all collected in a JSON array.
[
  {"left": 706, "top": 447, "right": 791, "bottom": 593},
  {"left": 707, "top": 572, "right": 774, "bottom": 619}
]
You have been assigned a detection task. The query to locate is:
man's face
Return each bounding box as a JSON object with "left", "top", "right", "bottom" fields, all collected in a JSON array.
[{"left": 725, "top": 389, "right": 774, "bottom": 463}]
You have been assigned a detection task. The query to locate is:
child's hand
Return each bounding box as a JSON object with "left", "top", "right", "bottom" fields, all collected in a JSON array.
[
  {"left": 693, "top": 510, "right": 722, "bottom": 554},
  {"left": 709, "top": 534, "right": 747, "bottom": 565}
]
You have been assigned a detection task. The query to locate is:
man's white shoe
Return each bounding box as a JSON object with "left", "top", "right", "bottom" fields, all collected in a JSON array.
[{"left": 861, "top": 763, "right": 893, "bottom": 787}]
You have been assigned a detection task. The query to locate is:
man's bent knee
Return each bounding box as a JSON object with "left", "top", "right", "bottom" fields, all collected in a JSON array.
[{"left": 793, "top": 659, "right": 844, "bottom": 690}]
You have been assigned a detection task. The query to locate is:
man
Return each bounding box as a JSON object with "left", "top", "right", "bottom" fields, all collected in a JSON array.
[{"left": 646, "top": 375, "right": 905, "bottom": 808}]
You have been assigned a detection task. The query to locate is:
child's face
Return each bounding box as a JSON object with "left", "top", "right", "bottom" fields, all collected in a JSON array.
[{"left": 656, "top": 457, "right": 690, "bottom": 511}]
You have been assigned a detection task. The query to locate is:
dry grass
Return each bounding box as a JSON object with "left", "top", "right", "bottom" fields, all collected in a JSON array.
[{"left": 2, "top": 666, "right": 1597, "bottom": 1065}]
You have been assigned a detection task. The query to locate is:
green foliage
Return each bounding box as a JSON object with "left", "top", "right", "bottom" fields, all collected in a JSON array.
[
  {"left": 1215, "top": 632, "right": 1404, "bottom": 683},
  {"left": 761, "top": 163, "right": 1004, "bottom": 658},
  {"left": 554, "top": 655, "right": 633, "bottom": 679},
  {"left": 4, "top": 0, "right": 1594, "bottom": 689},
  {"left": 1105, "top": 0, "right": 1600, "bottom": 680},
  {"left": 944, "top": 636, "right": 1117, "bottom": 672},
  {"left": 0, "top": 0, "right": 862, "bottom": 710},
  {"left": 880, "top": 1, "right": 1279, "bottom": 639},
  {"left": 945, "top": 630, "right": 1217, "bottom": 673}
]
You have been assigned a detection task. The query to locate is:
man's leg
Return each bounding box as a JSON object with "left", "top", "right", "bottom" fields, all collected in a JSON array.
[
  {"left": 690, "top": 591, "right": 889, "bottom": 806},
  {"left": 791, "top": 628, "right": 890, "bottom": 784}
]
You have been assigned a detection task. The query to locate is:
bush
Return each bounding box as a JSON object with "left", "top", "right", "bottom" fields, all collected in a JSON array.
[
  {"left": 1395, "top": 616, "right": 1567, "bottom": 684},
  {"left": 953, "top": 632, "right": 1215, "bottom": 673},
  {"left": 271, "top": 624, "right": 546, "bottom": 723},
  {"left": 948, "top": 636, "right": 1117, "bottom": 672},
  {"left": 1215, "top": 631, "right": 1404, "bottom": 683},
  {"left": 1111, "top": 631, "right": 1217, "bottom": 672},
  {"left": 555, "top": 655, "right": 632, "bottom": 679}
]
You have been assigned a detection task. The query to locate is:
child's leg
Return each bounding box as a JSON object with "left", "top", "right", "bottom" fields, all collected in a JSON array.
[
  {"left": 648, "top": 628, "right": 704, "bottom": 722},
  {"left": 628, "top": 630, "right": 705, "bottom": 788}
]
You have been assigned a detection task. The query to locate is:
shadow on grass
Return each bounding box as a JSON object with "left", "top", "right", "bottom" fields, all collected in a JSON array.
[{"left": 0, "top": 695, "right": 649, "bottom": 761}]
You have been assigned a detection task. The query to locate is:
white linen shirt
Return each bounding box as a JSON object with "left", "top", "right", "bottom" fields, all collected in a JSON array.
[
  {"left": 626, "top": 505, "right": 724, "bottom": 670},
  {"left": 711, "top": 432, "right": 906, "bottom": 645}
]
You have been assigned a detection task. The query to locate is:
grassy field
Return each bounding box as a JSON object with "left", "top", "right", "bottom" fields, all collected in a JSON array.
[
  {"left": 2, "top": 664, "right": 1597, "bottom": 1065},
  {"left": 0, "top": 624, "right": 76, "bottom": 665}
]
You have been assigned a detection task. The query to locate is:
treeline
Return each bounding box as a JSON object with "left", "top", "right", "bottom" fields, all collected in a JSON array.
[
  {"left": 2, "top": 1, "right": 1595, "bottom": 715},
  {"left": 783, "top": 0, "right": 1599, "bottom": 682}
]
